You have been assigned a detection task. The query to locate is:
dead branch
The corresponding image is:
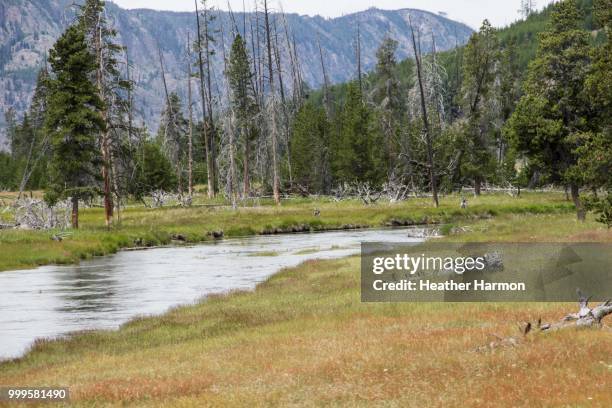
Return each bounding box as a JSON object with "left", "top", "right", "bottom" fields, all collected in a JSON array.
[
  {"left": 355, "top": 182, "right": 383, "bottom": 205},
  {"left": 382, "top": 179, "right": 410, "bottom": 203}
]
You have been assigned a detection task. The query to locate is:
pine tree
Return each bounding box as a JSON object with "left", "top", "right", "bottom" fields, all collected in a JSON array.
[
  {"left": 332, "top": 84, "right": 385, "bottom": 185},
  {"left": 578, "top": 0, "right": 612, "bottom": 227},
  {"left": 227, "top": 34, "right": 256, "bottom": 197},
  {"left": 460, "top": 20, "right": 499, "bottom": 195},
  {"left": 78, "top": 0, "right": 132, "bottom": 226},
  {"left": 290, "top": 102, "right": 330, "bottom": 193},
  {"left": 45, "top": 25, "right": 105, "bottom": 228},
  {"left": 373, "top": 36, "right": 402, "bottom": 176},
  {"left": 506, "top": 0, "right": 592, "bottom": 220}
]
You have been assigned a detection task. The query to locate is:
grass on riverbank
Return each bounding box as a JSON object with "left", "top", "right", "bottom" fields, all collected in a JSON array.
[
  {"left": 0, "top": 212, "right": 610, "bottom": 407},
  {"left": 0, "top": 192, "right": 576, "bottom": 272}
]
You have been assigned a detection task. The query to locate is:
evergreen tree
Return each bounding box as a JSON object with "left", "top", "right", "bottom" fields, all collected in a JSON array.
[
  {"left": 506, "top": 0, "right": 592, "bottom": 220},
  {"left": 290, "top": 102, "right": 330, "bottom": 192},
  {"left": 579, "top": 0, "right": 612, "bottom": 226},
  {"left": 227, "top": 34, "right": 256, "bottom": 196},
  {"left": 78, "top": 0, "right": 132, "bottom": 225},
  {"left": 132, "top": 141, "right": 178, "bottom": 199},
  {"left": 331, "top": 84, "right": 385, "bottom": 185},
  {"left": 460, "top": 20, "right": 500, "bottom": 195},
  {"left": 45, "top": 25, "right": 104, "bottom": 228},
  {"left": 373, "top": 36, "right": 403, "bottom": 176}
]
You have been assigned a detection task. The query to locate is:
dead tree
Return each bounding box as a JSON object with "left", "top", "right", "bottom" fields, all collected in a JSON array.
[
  {"left": 202, "top": 0, "right": 218, "bottom": 195},
  {"left": 195, "top": 0, "right": 215, "bottom": 198},
  {"left": 355, "top": 182, "right": 383, "bottom": 205},
  {"left": 409, "top": 15, "right": 439, "bottom": 208},
  {"left": 219, "top": 21, "right": 238, "bottom": 208},
  {"left": 263, "top": 0, "right": 281, "bottom": 205},
  {"left": 279, "top": 6, "right": 303, "bottom": 105},
  {"left": 273, "top": 20, "right": 293, "bottom": 185},
  {"left": 93, "top": 12, "right": 114, "bottom": 227},
  {"left": 317, "top": 33, "right": 332, "bottom": 118},
  {"left": 355, "top": 21, "right": 363, "bottom": 95},
  {"left": 186, "top": 32, "right": 195, "bottom": 197}
]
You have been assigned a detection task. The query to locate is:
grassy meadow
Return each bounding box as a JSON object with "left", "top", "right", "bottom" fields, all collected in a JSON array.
[
  {"left": 0, "top": 194, "right": 612, "bottom": 407},
  {"left": 0, "top": 191, "right": 577, "bottom": 272},
  {"left": 0, "top": 196, "right": 611, "bottom": 406}
]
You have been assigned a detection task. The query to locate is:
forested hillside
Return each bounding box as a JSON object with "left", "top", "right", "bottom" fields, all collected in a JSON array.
[{"left": 0, "top": 0, "right": 473, "bottom": 138}]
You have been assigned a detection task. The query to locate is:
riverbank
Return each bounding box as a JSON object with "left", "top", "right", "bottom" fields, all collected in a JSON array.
[
  {"left": 0, "top": 211, "right": 610, "bottom": 406},
  {"left": 0, "top": 193, "right": 575, "bottom": 272}
]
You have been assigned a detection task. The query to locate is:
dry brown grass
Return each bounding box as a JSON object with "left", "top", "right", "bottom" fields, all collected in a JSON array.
[{"left": 1, "top": 249, "right": 610, "bottom": 407}]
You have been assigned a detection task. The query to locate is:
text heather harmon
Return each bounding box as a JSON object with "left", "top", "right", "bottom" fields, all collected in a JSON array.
[{"left": 372, "top": 279, "right": 527, "bottom": 292}]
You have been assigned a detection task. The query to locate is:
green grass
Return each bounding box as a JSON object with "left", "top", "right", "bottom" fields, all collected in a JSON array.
[
  {"left": 0, "top": 211, "right": 610, "bottom": 406},
  {"left": 0, "top": 192, "right": 577, "bottom": 272}
]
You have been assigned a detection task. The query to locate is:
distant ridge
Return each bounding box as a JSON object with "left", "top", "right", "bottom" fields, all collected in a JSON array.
[{"left": 0, "top": 0, "right": 473, "bottom": 139}]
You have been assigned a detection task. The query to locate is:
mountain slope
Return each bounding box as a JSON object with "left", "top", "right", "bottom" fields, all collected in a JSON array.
[{"left": 0, "top": 0, "right": 473, "bottom": 141}]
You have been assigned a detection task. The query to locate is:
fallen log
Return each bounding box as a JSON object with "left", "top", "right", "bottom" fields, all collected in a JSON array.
[
  {"left": 476, "top": 289, "right": 611, "bottom": 352},
  {"left": 539, "top": 289, "right": 612, "bottom": 331}
]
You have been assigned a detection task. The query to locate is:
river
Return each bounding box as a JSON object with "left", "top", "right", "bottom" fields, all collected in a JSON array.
[{"left": 0, "top": 227, "right": 426, "bottom": 360}]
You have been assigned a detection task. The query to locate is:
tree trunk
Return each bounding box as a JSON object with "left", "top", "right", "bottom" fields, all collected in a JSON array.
[
  {"left": 187, "top": 33, "right": 194, "bottom": 197},
  {"left": 408, "top": 16, "right": 439, "bottom": 208},
  {"left": 71, "top": 197, "right": 79, "bottom": 229},
  {"left": 356, "top": 22, "right": 363, "bottom": 95},
  {"left": 570, "top": 184, "right": 586, "bottom": 221},
  {"left": 96, "top": 20, "right": 113, "bottom": 227},
  {"left": 195, "top": 0, "right": 215, "bottom": 199},
  {"left": 243, "top": 127, "right": 250, "bottom": 197},
  {"left": 264, "top": 0, "right": 281, "bottom": 205},
  {"left": 202, "top": 3, "right": 217, "bottom": 195},
  {"left": 474, "top": 178, "right": 482, "bottom": 196}
]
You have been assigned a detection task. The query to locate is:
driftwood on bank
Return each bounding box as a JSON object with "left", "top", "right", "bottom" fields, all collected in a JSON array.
[
  {"left": 12, "top": 198, "right": 71, "bottom": 230},
  {"left": 477, "top": 289, "right": 612, "bottom": 352}
]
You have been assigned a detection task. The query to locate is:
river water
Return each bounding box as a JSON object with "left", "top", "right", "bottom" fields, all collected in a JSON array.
[{"left": 0, "top": 228, "right": 425, "bottom": 360}]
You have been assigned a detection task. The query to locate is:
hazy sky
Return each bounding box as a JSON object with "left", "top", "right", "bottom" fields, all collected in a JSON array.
[{"left": 109, "top": 0, "right": 556, "bottom": 29}]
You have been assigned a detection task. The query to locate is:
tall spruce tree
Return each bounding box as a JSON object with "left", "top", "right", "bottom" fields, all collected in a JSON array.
[
  {"left": 506, "top": 0, "right": 592, "bottom": 220},
  {"left": 227, "top": 34, "right": 256, "bottom": 197},
  {"left": 45, "top": 25, "right": 104, "bottom": 228},
  {"left": 578, "top": 0, "right": 612, "bottom": 226},
  {"left": 460, "top": 20, "right": 499, "bottom": 195},
  {"left": 290, "top": 102, "right": 330, "bottom": 193},
  {"left": 373, "top": 36, "right": 402, "bottom": 177},
  {"left": 78, "top": 0, "right": 131, "bottom": 226},
  {"left": 332, "top": 84, "right": 385, "bottom": 185}
]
